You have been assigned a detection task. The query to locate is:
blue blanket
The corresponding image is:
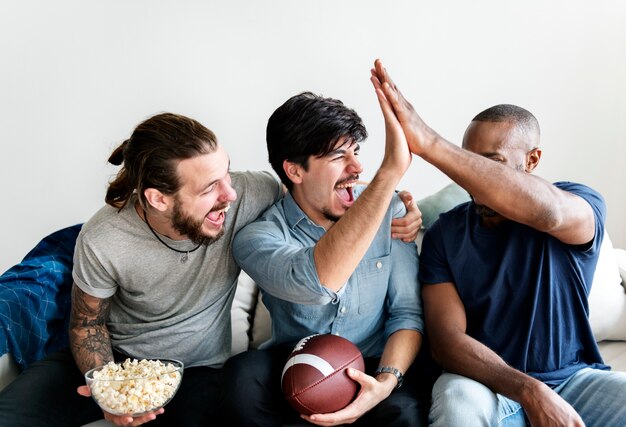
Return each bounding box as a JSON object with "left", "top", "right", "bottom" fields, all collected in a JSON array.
[{"left": 0, "top": 224, "right": 82, "bottom": 369}]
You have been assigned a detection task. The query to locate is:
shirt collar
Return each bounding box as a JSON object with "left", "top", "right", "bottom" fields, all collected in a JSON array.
[{"left": 282, "top": 191, "right": 325, "bottom": 232}]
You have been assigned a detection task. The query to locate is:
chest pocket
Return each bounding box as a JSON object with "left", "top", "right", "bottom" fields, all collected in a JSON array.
[{"left": 356, "top": 254, "right": 390, "bottom": 315}]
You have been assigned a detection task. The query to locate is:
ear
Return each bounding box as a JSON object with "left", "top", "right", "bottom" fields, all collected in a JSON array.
[
  {"left": 144, "top": 188, "right": 171, "bottom": 212},
  {"left": 525, "top": 148, "right": 542, "bottom": 172},
  {"left": 283, "top": 160, "right": 304, "bottom": 185}
]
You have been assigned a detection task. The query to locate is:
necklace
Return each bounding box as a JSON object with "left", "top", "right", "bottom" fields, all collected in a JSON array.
[{"left": 143, "top": 210, "right": 202, "bottom": 263}]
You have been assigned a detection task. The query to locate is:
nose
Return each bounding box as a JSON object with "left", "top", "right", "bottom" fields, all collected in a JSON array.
[
  {"left": 219, "top": 180, "right": 238, "bottom": 203},
  {"left": 346, "top": 153, "right": 363, "bottom": 175}
]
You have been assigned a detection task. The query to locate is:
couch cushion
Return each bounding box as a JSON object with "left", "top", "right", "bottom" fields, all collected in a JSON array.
[
  {"left": 0, "top": 224, "right": 82, "bottom": 369},
  {"left": 588, "top": 233, "right": 626, "bottom": 342},
  {"left": 417, "top": 182, "right": 470, "bottom": 230},
  {"left": 615, "top": 248, "right": 626, "bottom": 289},
  {"left": 250, "top": 292, "right": 272, "bottom": 349},
  {"left": 231, "top": 271, "right": 259, "bottom": 355}
]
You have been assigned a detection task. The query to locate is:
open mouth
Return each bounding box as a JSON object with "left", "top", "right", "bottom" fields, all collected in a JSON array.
[
  {"left": 334, "top": 181, "right": 355, "bottom": 204},
  {"left": 205, "top": 204, "right": 231, "bottom": 226}
]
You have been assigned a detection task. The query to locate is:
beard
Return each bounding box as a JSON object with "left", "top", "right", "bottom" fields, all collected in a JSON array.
[
  {"left": 322, "top": 208, "right": 340, "bottom": 224},
  {"left": 469, "top": 194, "right": 498, "bottom": 218},
  {"left": 171, "top": 198, "right": 226, "bottom": 246},
  {"left": 473, "top": 203, "right": 498, "bottom": 218}
]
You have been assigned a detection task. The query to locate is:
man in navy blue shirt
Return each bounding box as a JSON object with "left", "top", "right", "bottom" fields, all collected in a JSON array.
[{"left": 371, "top": 59, "right": 626, "bottom": 426}]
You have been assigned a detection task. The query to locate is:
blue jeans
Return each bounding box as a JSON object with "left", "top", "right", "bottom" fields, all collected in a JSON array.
[{"left": 429, "top": 368, "right": 626, "bottom": 427}]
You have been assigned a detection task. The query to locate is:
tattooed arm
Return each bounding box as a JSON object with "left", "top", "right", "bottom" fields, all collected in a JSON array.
[{"left": 69, "top": 283, "right": 114, "bottom": 374}]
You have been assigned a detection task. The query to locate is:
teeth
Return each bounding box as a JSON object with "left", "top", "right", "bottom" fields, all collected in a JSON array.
[
  {"left": 335, "top": 182, "right": 356, "bottom": 189},
  {"left": 223, "top": 205, "right": 230, "bottom": 213}
]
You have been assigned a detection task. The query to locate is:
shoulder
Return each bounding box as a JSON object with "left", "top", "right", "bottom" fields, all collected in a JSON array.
[
  {"left": 79, "top": 204, "right": 126, "bottom": 242},
  {"left": 228, "top": 171, "right": 283, "bottom": 229},
  {"left": 75, "top": 203, "right": 140, "bottom": 267},
  {"left": 234, "top": 201, "right": 287, "bottom": 240},
  {"left": 554, "top": 181, "right": 605, "bottom": 205},
  {"left": 554, "top": 181, "right": 606, "bottom": 223},
  {"left": 232, "top": 170, "right": 281, "bottom": 196},
  {"left": 352, "top": 185, "right": 407, "bottom": 219}
]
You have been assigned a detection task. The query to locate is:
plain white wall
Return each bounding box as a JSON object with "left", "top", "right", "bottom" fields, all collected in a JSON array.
[{"left": 1, "top": 0, "right": 625, "bottom": 273}]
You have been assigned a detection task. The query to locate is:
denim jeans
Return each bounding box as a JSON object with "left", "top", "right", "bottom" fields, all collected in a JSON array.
[{"left": 429, "top": 368, "right": 626, "bottom": 427}]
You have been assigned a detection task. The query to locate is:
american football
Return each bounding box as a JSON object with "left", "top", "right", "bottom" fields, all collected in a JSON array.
[{"left": 281, "top": 334, "right": 365, "bottom": 415}]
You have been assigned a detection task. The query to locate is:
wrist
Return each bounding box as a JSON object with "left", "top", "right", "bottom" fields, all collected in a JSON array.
[
  {"left": 372, "top": 167, "right": 403, "bottom": 189},
  {"left": 515, "top": 376, "right": 547, "bottom": 407},
  {"left": 374, "top": 366, "right": 404, "bottom": 389}
]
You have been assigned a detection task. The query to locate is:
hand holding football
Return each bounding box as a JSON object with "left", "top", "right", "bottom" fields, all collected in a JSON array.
[{"left": 281, "top": 334, "right": 365, "bottom": 415}]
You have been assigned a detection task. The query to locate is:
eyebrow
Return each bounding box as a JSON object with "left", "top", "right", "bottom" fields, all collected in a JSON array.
[
  {"left": 327, "top": 141, "right": 359, "bottom": 157},
  {"left": 200, "top": 159, "right": 231, "bottom": 192}
]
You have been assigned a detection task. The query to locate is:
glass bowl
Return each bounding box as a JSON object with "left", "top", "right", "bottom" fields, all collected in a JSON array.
[{"left": 85, "top": 358, "right": 184, "bottom": 416}]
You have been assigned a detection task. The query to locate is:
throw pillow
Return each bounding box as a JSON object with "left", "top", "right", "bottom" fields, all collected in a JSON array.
[
  {"left": 417, "top": 182, "right": 471, "bottom": 230},
  {"left": 615, "top": 248, "right": 626, "bottom": 290},
  {"left": 588, "top": 232, "right": 626, "bottom": 342},
  {"left": 230, "top": 271, "right": 259, "bottom": 356},
  {"left": 250, "top": 293, "right": 272, "bottom": 350},
  {"left": 0, "top": 224, "right": 82, "bottom": 369}
]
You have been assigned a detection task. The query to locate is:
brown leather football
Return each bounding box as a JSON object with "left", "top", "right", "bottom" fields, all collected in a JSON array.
[{"left": 281, "top": 334, "right": 365, "bottom": 415}]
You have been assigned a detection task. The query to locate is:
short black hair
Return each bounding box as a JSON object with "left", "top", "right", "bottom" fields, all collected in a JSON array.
[
  {"left": 472, "top": 104, "right": 540, "bottom": 138},
  {"left": 266, "top": 92, "right": 367, "bottom": 190}
]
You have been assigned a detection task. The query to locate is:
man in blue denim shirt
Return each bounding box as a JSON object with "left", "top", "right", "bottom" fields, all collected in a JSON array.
[{"left": 220, "top": 90, "right": 426, "bottom": 427}]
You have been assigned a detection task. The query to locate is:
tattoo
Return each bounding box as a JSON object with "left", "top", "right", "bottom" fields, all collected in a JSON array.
[{"left": 69, "top": 283, "right": 114, "bottom": 374}]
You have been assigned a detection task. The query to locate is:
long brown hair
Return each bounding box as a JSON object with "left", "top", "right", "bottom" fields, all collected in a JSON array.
[{"left": 106, "top": 113, "right": 218, "bottom": 210}]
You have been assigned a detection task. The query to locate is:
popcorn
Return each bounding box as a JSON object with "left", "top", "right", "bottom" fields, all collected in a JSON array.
[{"left": 88, "top": 358, "right": 182, "bottom": 415}]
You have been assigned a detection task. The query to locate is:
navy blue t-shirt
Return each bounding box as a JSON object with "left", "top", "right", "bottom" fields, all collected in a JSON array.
[{"left": 419, "top": 182, "right": 609, "bottom": 386}]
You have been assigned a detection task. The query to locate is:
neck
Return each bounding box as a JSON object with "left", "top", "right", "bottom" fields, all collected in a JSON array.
[
  {"left": 290, "top": 191, "right": 335, "bottom": 231},
  {"left": 479, "top": 214, "right": 507, "bottom": 228},
  {"left": 135, "top": 201, "right": 186, "bottom": 241}
]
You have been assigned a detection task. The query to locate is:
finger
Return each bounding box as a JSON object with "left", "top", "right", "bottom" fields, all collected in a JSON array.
[
  {"left": 76, "top": 385, "right": 91, "bottom": 397},
  {"left": 105, "top": 413, "right": 133, "bottom": 426},
  {"left": 391, "top": 231, "right": 418, "bottom": 242},
  {"left": 345, "top": 367, "right": 375, "bottom": 387},
  {"left": 375, "top": 59, "right": 398, "bottom": 91},
  {"left": 131, "top": 411, "right": 160, "bottom": 426},
  {"left": 304, "top": 404, "right": 360, "bottom": 426},
  {"left": 391, "top": 220, "right": 417, "bottom": 234},
  {"left": 372, "top": 84, "right": 398, "bottom": 125},
  {"left": 397, "top": 190, "right": 414, "bottom": 208},
  {"left": 370, "top": 75, "right": 383, "bottom": 94}
]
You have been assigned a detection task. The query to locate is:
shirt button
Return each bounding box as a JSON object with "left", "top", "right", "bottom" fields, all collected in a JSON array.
[
  {"left": 376, "top": 261, "right": 383, "bottom": 269},
  {"left": 340, "top": 306, "right": 347, "bottom": 314}
]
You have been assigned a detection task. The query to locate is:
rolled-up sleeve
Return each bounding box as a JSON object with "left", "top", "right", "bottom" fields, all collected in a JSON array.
[
  {"left": 233, "top": 220, "right": 337, "bottom": 305},
  {"left": 384, "top": 237, "right": 423, "bottom": 337}
]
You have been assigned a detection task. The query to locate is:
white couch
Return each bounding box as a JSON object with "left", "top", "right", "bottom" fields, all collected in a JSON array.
[{"left": 2, "top": 188, "right": 626, "bottom": 427}]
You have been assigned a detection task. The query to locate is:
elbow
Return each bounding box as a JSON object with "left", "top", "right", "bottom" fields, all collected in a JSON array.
[{"left": 532, "top": 206, "right": 563, "bottom": 233}]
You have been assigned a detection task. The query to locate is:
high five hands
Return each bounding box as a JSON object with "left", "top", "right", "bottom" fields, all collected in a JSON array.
[{"left": 370, "top": 59, "right": 441, "bottom": 157}]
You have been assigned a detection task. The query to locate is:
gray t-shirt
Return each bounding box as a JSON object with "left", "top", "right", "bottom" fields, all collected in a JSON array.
[{"left": 72, "top": 171, "right": 282, "bottom": 368}]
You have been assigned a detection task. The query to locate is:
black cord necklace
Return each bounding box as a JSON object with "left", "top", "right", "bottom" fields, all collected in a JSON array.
[{"left": 143, "top": 209, "right": 202, "bottom": 264}]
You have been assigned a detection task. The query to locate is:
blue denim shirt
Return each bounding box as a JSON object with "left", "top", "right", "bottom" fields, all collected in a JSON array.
[{"left": 233, "top": 186, "right": 423, "bottom": 358}]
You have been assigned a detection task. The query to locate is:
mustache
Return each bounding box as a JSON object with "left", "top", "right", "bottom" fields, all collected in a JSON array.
[
  {"left": 336, "top": 174, "right": 360, "bottom": 186},
  {"left": 210, "top": 202, "right": 230, "bottom": 213}
]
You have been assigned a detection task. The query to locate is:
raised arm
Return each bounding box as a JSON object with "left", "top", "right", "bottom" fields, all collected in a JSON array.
[
  {"left": 422, "top": 283, "right": 584, "bottom": 426},
  {"left": 371, "top": 59, "right": 595, "bottom": 246},
  {"left": 312, "top": 77, "right": 413, "bottom": 291}
]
